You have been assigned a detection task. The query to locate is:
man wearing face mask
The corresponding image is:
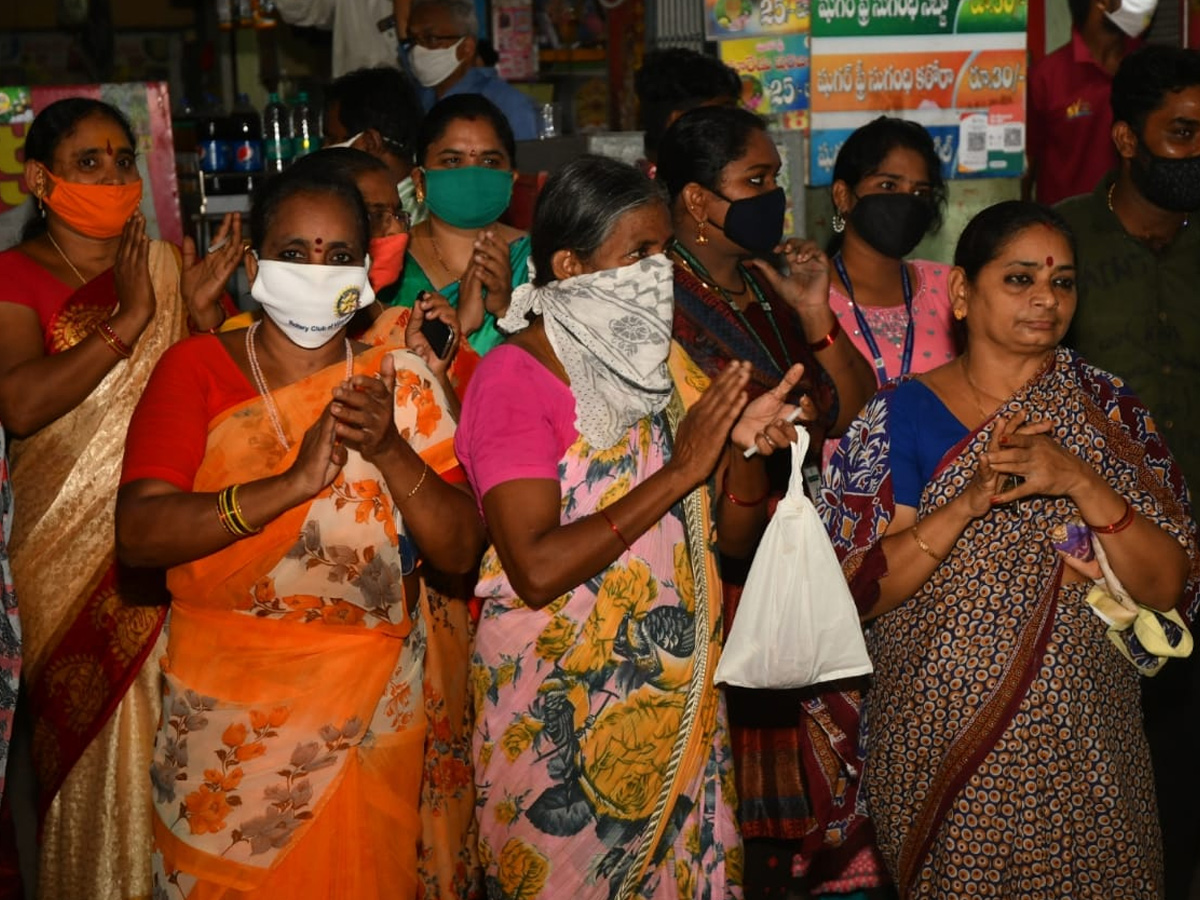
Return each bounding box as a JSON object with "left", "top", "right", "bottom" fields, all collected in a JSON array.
[
  {"left": 1058, "top": 44, "right": 1200, "bottom": 900},
  {"left": 405, "top": 0, "right": 538, "bottom": 142},
  {"left": 1025, "top": 0, "right": 1153, "bottom": 205},
  {"left": 324, "top": 66, "right": 426, "bottom": 225}
]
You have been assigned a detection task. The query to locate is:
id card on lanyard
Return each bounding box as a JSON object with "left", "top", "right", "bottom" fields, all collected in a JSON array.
[{"left": 832, "top": 253, "right": 914, "bottom": 386}]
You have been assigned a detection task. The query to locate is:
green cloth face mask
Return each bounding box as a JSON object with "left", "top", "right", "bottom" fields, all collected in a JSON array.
[{"left": 422, "top": 166, "right": 514, "bottom": 230}]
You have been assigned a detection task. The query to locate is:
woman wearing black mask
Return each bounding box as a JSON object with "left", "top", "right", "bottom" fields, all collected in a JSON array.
[
  {"left": 658, "top": 106, "right": 882, "bottom": 900},
  {"left": 825, "top": 117, "right": 955, "bottom": 458}
]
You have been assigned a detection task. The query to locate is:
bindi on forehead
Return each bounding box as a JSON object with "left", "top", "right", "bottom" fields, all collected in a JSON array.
[
  {"left": 1045, "top": 256, "right": 1053, "bottom": 267},
  {"left": 314, "top": 237, "right": 323, "bottom": 246},
  {"left": 106, "top": 138, "right": 113, "bottom": 156}
]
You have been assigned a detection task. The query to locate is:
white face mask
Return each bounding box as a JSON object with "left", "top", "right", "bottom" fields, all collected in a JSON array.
[
  {"left": 409, "top": 39, "right": 466, "bottom": 88},
  {"left": 498, "top": 254, "right": 676, "bottom": 448},
  {"left": 250, "top": 257, "right": 375, "bottom": 349},
  {"left": 326, "top": 131, "right": 364, "bottom": 150},
  {"left": 1105, "top": 0, "right": 1156, "bottom": 36}
]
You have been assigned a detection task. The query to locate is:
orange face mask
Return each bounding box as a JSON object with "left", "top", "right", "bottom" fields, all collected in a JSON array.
[
  {"left": 40, "top": 169, "right": 144, "bottom": 239},
  {"left": 368, "top": 232, "right": 410, "bottom": 292}
]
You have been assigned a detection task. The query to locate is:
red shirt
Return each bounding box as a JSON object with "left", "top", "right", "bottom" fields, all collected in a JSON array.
[{"left": 1027, "top": 29, "right": 1133, "bottom": 206}]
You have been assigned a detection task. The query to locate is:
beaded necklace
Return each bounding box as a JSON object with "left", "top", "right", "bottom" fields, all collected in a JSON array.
[
  {"left": 670, "top": 241, "right": 794, "bottom": 375},
  {"left": 246, "top": 320, "right": 354, "bottom": 452}
]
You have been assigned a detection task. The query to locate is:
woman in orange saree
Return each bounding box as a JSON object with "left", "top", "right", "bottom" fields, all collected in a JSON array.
[
  {"left": 117, "top": 164, "right": 484, "bottom": 897},
  {"left": 0, "top": 98, "right": 239, "bottom": 899}
]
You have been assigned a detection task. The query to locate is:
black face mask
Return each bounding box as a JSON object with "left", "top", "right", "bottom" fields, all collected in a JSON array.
[
  {"left": 848, "top": 192, "right": 936, "bottom": 259},
  {"left": 710, "top": 187, "right": 787, "bottom": 254},
  {"left": 1129, "top": 141, "right": 1200, "bottom": 213}
]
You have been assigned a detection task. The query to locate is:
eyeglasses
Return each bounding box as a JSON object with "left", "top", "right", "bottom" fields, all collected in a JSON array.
[
  {"left": 368, "top": 205, "right": 411, "bottom": 234},
  {"left": 403, "top": 32, "right": 465, "bottom": 49}
]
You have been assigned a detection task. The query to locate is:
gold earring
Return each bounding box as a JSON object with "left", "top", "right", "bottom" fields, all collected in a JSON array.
[
  {"left": 953, "top": 308, "right": 966, "bottom": 321},
  {"left": 696, "top": 220, "right": 709, "bottom": 245}
]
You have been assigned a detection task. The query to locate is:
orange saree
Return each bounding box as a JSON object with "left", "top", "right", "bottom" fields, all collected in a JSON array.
[{"left": 149, "top": 345, "right": 461, "bottom": 898}]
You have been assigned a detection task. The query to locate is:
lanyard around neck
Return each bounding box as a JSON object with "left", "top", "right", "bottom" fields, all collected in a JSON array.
[
  {"left": 832, "top": 252, "right": 914, "bottom": 384},
  {"left": 671, "top": 242, "right": 794, "bottom": 375}
]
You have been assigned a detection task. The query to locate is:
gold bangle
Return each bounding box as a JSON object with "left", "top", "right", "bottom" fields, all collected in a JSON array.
[
  {"left": 910, "top": 524, "right": 945, "bottom": 562},
  {"left": 216, "top": 487, "right": 243, "bottom": 537},
  {"left": 97, "top": 320, "right": 132, "bottom": 358},
  {"left": 96, "top": 324, "right": 128, "bottom": 359},
  {"left": 227, "top": 484, "right": 262, "bottom": 535},
  {"left": 404, "top": 462, "right": 430, "bottom": 500}
]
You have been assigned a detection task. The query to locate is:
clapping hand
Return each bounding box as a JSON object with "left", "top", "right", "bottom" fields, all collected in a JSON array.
[{"left": 181, "top": 213, "right": 242, "bottom": 330}]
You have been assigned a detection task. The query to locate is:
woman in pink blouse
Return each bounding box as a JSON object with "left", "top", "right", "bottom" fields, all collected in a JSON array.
[{"left": 824, "top": 117, "right": 958, "bottom": 463}]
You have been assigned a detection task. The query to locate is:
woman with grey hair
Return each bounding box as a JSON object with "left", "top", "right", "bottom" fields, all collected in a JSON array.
[{"left": 455, "top": 155, "right": 815, "bottom": 898}]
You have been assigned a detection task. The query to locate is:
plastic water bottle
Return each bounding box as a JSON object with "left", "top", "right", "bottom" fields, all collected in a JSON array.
[
  {"left": 230, "top": 95, "right": 263, "bottom": 173},
  {"left": 263, "top": 92, "right": 292, "bottom": 173},
  {"left": 291, "top": 91, "right": 321, "bottom": 159}
]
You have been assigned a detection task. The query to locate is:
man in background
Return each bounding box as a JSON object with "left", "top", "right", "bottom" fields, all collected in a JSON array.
[
  {"left": 634, "top": 47, "right": 741, "bottom": 178},
  {"left": 324, "top": 66, "right": 426, "bottom": 222},
  {"left": 1025, "top": 0, "right": 1154, "bottom": 204},
  {"left": 405, "top": 0, "right": 538, "bottom": 141},
  {"left": 1059, "top": 44, "right": 1200, "bottom": 900}
]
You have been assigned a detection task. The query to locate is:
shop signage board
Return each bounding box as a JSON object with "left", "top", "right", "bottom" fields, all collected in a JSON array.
[
  {"left": 705, "top": 0, "right": 812, "bottom": 39},
  {"left": 0, "top": 82, "right": 182, "bottom": 248},
  {"left": 720, "top": 33, "right": 811, "bottom": 127},
  {"left": 810, "top": 0, "right": 1025, "bottom": 37},
  {"left": 807, "top": 27, "right": 1026, "bottom": 184}
]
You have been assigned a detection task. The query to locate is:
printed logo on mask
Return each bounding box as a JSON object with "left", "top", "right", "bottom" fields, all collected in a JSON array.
[{"left": 335, "top": 286, "right": 362, "bottom": 316}]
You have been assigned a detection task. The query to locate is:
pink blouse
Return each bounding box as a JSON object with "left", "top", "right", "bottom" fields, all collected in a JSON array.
[{"left": 823, "top": 258, "right": 955, "bottom": 465}]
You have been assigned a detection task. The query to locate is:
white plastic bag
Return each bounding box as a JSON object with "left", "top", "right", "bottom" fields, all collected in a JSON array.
[{"left": 714, "top": 429, "right": 873, "bottom": 689}]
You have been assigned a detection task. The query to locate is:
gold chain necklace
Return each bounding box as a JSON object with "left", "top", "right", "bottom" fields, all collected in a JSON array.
[
  {"left": 46, "top": 231, "right": 86, "bottom": 285},
  {"left": 1108, "top": 181, "right": 1190, "bottom": 228},
  {"left": 960, "top": 356, "right": 1007, "bottom": 420},
  {"left": 670, "top": 248, "right": 748, "bottom": 298},
  {"left": 426, "top": 221, "right": 463, "bottom": 281}
]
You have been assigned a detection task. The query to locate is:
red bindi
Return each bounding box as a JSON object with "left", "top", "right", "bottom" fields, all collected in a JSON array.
[
  {"left": 314, "top": 237, "right": 323, "bottom": 246},
  {"left": 1045, "top": 255, "right": 1054, "bottom": 266},
  {"left": 105, "top": 138, "right": 113, "bottom": 156}
]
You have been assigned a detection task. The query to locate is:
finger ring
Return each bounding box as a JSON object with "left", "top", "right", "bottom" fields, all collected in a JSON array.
[{"left": 762, "top": 433, "right": 777, "bottom": 448}]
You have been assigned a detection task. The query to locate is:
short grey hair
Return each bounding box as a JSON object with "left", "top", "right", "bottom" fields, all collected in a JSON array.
[{"left": 413, "top": 0, "right": 479, "bottom": 36}]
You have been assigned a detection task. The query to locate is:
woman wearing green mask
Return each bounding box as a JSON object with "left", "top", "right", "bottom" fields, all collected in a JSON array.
[{"left": 379, "top": 94, "right": 529, "bottom": 378}]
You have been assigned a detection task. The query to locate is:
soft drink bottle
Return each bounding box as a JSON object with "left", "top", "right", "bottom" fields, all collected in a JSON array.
[
  {"left": 196, "top": 96, "right": 232, "bottom": 173},
  {"left": 291, "top": 91, "right": 321, "bottom": 159},
  {"left": 230, "top": 94, "right": 263, "bottom": 173},
  {"left": 263, "top": 92, "right": 292, "bottom": 173}
]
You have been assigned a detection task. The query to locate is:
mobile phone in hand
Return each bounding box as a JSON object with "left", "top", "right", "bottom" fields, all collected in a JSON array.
[{"left": 420, "top": 317, "right": 455, "bottom": 360}]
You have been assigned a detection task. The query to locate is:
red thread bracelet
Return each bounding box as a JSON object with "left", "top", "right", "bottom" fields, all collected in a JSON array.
[
  {"left": 722, "top": 470, "right": 770, "bottom": 507},
  {"left": 808, "top": 317, "right": 841, "bottom": 352},
  {"left": 599, "top": 507, "right": 632, "bottom": 552},
  {"left": 1088, "top": 498, "right": 1135, "bottom": 535}
]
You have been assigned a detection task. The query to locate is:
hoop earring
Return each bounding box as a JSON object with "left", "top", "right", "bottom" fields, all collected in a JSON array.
[
  {"left": 695, "top": 219, "right": 709, "bottom": 245},
  {"left": 831, "top": 210, "right": 845, "bottom": 234}
]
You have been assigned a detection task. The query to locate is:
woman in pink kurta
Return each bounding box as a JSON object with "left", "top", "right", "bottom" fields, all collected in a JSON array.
[{"left": 823, "top": 117, "right": 959, "bottom": 467}]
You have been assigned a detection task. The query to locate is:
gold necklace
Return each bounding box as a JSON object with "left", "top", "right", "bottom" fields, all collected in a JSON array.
[
  {"left": 1108, "top": 180, "right": 1190, "bottom": 228},
  {"left": 426, "top": 221, "right": 463, "bottom": 281},
  {"left": 960, "top": 356, "right": 1007, "bottom": 420},
  {"left": 46, "top": 231, "right": 86, "bottom": 285},
  {"left": 670, "top": 247, "right": 748, "bottom": 298}
]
